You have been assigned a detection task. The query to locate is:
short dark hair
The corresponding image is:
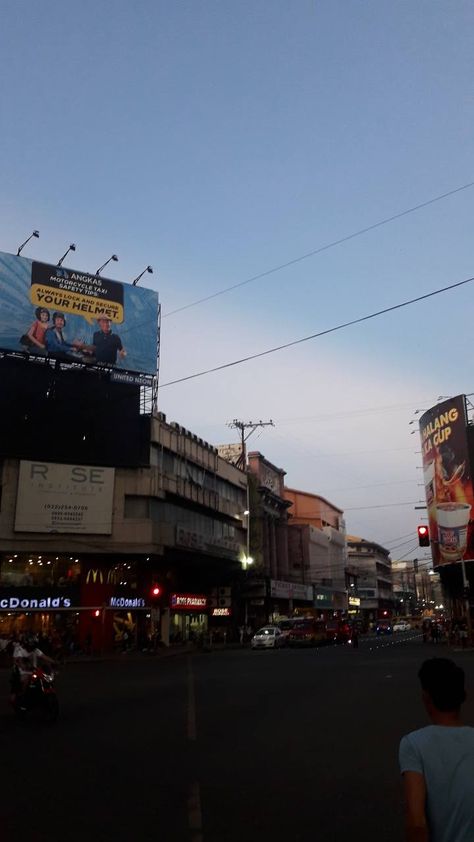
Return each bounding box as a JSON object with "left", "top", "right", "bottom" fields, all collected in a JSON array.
[
  {"left": 35, "top": 307, "right": 50, "bottom": 320},
  {"left": 52, "top": 312, "right": 66, "bottom": 326},
  {"left": 418, "top": 658, "right": 466, "bottom": 711}
]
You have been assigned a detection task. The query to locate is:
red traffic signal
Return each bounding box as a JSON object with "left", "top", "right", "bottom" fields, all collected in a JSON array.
[
  {"left": 417, "top": 525, "right": 430, "bottom": 547},
  {"left": 151, "top": 584, "right": 162, "bottom": 599},
  {"left": 92, "top": 609, "right": 101, "bottom": 618}
]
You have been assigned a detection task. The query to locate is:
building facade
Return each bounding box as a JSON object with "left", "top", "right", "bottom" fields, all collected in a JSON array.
[
  {"left": 346, "top": 535, "right": 393, "bottom": 626},
  {"left": 0, "top": 412, "right": 248, "bottom": 651},
  {"left": 391, "top": 560, "right": 418, "bottom": 616},
  {"left": 284, "top": 488, "right": 356, "bottom": 618}
]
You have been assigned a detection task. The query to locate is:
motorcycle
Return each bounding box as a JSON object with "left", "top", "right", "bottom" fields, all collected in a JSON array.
[{"left": 11, "top": 664, "right": 59, "bottom": 724}]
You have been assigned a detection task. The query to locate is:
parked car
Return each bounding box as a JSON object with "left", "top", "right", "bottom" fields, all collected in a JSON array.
[
  {"left": 393, "top": 621, "right": 411, "bottom": 632},
  {"left": 376, "top": 620, "right": 393, "bottom": 635},
  {"left": 251, "top": 626, "right": 284, "bottom": 649},
  {"left": 288, "top": 618, "right": 326, "bottom": 647},
  {"left": 325, "top": 620, "right": 352, "bottom": 644}
]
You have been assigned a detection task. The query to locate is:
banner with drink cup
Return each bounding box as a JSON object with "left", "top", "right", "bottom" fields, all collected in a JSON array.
[{"left": 419, "top": 396, "right": 474, "bottom": 567}]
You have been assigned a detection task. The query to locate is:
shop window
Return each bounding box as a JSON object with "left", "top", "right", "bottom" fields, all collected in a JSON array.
[
  {"left": 124, "top": 496, "right": 150, "bottom": 518},
  {"left": 109, "top": 560, "right": 138, "bottom": 589},
  {"left": 0, "top": 555, "right": 81, "bottom": 588}
]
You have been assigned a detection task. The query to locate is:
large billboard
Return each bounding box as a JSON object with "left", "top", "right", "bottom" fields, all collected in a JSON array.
[
  {"left": 14, "top": 460, "right": 115, "bottom": 534},
  {"left": 419, "top": 396, "right": 474, "bottom": 566},
  {"left": 0, "top": 251, "right": 159, "bottom": 377},
  {"left": 0, "top": 357, "right": 150, "bottom": 468}
]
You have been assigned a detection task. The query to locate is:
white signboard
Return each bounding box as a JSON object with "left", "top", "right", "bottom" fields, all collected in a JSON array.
[
  {"left": 270, "top": 580, "right": 313, "bottom": 601},
  {"left": 217, "top": 443, "right": 243, "bottom": 465},
  {"left": 15, "top": 460, "right": 115, "bottom": 534}
]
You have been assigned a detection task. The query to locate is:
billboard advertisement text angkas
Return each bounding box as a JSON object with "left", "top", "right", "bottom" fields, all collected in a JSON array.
[
  {"left": 419, "top": 395, "right": 474, "bottom": 567},
  {"left": 0, "top": 251, "right": 159, "bottom": 376}
]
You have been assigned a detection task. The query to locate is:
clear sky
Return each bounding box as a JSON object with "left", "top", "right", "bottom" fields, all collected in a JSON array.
[{"left": 1, "top": 0, "right": 473, "bottom": 559}]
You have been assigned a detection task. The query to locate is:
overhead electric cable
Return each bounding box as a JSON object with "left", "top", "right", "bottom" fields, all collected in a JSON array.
[
  {"left": 343, "top": 501, "right": 424, "bottom": 511},
  {"left": 164, "top": 180, "right": 474, "bottom": 317},
  {"left": 159, "top": 274, "right": 474, "bottom": 388}
]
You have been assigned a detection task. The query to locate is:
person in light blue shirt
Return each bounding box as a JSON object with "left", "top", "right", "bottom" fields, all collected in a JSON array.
[{"left": 399, "top": 657, "right": 474, "bottom": 842}]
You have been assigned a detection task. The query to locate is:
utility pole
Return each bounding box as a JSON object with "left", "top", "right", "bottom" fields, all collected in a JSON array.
[
  {"left": 227, "top": 419, "right": 275, "bottom": 469},
  {"left": 228, "top": 419, "right": 274, "bottom": 628}
]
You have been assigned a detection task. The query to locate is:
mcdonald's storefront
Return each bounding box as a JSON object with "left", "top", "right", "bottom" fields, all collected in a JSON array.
[
  {"left": 0, "top": 554, "right": 152, "bottom": 652},
  {"left": 79, "top": 563, "right": 152, "bottom": 653}
]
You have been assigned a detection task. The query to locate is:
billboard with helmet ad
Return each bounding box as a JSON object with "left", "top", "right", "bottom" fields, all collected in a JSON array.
[
  {"left": 0, "top": 251, "right": 159, "bottom": 377},
  {"left": 419, "top": 395, "right": 474, "bottom": 567}
]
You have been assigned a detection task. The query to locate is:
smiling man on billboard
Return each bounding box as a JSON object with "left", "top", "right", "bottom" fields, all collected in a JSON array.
[{"left": 92, "top": 316, "right": 126, "bottom": 365}]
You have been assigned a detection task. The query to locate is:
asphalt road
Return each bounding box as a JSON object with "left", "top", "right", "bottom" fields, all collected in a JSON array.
[{"left": 2, "top": 634, "right": 474, "bottom": 842}]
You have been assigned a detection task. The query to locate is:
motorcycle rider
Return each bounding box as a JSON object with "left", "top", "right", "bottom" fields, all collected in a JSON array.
[{"left": 10, "top": 636, "right": 56, "bottom": 708}]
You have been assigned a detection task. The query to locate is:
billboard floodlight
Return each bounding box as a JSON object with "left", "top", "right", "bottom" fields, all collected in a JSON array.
[
  {"left": 96, "top": 254, "right": 118, "bottom": 276},
  {"left": 57, "top": 243, "right": 76, "bottom": 267},
  {"left": 17, "top": 230, "right": 39, "bottom": 256},
  {"left": 132, "top": 265, "right": 153, "bottom": 286}
]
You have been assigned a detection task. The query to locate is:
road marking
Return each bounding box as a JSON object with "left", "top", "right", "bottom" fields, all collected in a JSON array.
[
  {"left": 188, "top": 781, "right": 203, "bottom": 842},
  {"left": 187, "top": 656, "right": 197, "bottom": 742}
]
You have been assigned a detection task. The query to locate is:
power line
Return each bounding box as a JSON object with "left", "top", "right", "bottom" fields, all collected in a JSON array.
[
  {"left": 344, "top": 500, "right": 424, "bottom": 512},
  {"left": 164, "top": 179, "right": 474, "bottom": 317},
  {"left": 160, "top": 273, "right": 474, "bottom": 388},
  {"left": 383, "top": 531, "right": 419, "bottom": 547}
]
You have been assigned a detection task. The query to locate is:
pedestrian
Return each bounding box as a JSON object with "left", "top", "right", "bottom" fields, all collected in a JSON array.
[
  {"left": 239, "top": 625, "right": 245, "bottom": 647},
  {"left": 430, "top": 622, "right": 439, "bottom": 645},
  {"left": 399, "top": 657, "right": 474, "bottom": 841},
  {"left": 422, "top": 620, "right": 429, "bottom": 644},
  {"left": 459, "top": 622, "right": 468, "bottom": 649},
  {"left": 351, "top": 627, "right": 359, "bottom": 649}
]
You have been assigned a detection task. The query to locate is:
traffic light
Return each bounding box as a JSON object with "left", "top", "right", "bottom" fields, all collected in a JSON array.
[
  {"left": 417, "top": 525, "right": 430, "bottom": 547},
  {"left": 150, "top": 584, "right": 163, "bottom": 605}
]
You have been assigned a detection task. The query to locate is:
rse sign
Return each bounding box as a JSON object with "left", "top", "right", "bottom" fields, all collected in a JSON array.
[{"left": 15, "top": 460, "right": 115, "bottom": 534}]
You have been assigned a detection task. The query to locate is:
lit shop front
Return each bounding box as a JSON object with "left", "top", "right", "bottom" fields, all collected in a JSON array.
[
  {"left": 79, "top": 564, "right": 152, "bottom": 652},
  {"left": 0, "top": 554, "right": 153, "bottom": 652},
  {"left": 0, "top": 586, "right": 80, "bottom": 638},
  {"left": 0, "top": 553, "right": 82, "bottom": 638},
  {"left": 170, "top": 593, "right": 209, "bottom": 643},
  {"left": 348, "top": 595, "right": 361, "bottom": 620}
]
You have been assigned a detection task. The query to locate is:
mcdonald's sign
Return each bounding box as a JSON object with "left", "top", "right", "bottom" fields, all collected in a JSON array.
[{"left": 86, "top": 569, "right": 104, "bottom": 585}]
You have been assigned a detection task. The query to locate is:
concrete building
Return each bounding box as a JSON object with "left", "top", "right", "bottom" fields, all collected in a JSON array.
[
  {"left": 346, "top": 535, "right": 393, "bottom": 625},
  {"left": 0, "top": 411, "right": 248, "bottom": 650},
  {"left": 391, "top": 560, "right": 417, "bottom": 616},
  {"left": 285, "top": 489, "right": 355, "bottom": 617},
  {"left": 245, "top": 452, "right": 314, "bottom": 624}
]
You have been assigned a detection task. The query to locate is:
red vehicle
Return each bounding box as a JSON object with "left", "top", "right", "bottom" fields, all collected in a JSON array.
[
  {"left": 288, "top": 618, "right": 326, "bottom": 647},
  {"left": 325, "top": 619, "right": 352, "bottom": 644}
]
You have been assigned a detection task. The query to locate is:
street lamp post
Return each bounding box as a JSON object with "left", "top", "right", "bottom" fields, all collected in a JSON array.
[
  {"left": 242, "top": 553, "right": 253, "bottom": 627},
  {"left": 460, "top": 558, "right": 472, "bottom": 643}
]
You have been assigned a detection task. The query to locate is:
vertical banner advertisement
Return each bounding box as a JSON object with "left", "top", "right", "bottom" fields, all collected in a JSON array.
[
  {"left": 0, "top": 251, "right": 159, "bottom": 377},
  {"left": 419, "top": 396, "right": 474, "bottom": 566}
]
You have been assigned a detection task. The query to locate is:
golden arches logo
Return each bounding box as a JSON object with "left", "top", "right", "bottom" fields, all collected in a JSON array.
[{"left": 86, "top": 569, "right": 104, "bottom": 585}]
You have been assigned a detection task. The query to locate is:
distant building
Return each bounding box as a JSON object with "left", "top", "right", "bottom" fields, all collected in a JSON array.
[
  {"left": 245, "top": 452, "right": 314, "bottom": 624},
  {"left": 284, "top": 488, "right": 356, "bottom": 617},
  {"left": 392, "top": 560, "right": 417, "bottom": 615},
  {"left": 346, "top": 535, "right": 393, "bottom": 623}
]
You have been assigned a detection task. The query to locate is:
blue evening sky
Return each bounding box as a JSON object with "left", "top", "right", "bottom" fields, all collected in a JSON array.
[{"left": 1, "top": 0, "right": 473, "bottom": 552}]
